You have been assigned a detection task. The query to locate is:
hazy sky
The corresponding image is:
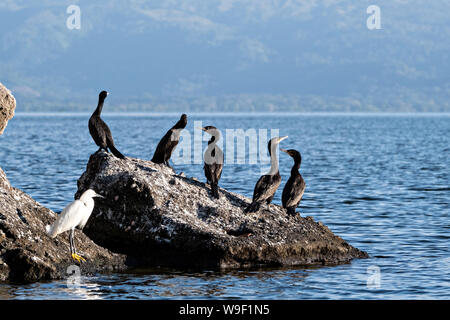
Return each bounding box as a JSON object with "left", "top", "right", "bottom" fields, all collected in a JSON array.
[{"left": 0, "top": 1, "right": 449, "bottom": 111}]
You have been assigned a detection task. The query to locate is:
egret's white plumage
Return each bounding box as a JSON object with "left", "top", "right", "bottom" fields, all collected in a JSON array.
[
  {"left": 45, "top": 189, "right": 103, "bottom": 263},
  {"left": 46, "top": 189, "right": 101, "bottom": 238}
]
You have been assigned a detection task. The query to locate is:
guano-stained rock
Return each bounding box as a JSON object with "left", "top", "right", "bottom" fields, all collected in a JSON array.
[
  {"left": 77, "top": 151, "right": 368, "bottom": 269},
  {"left": 0, "top": 166, "right": 127, "bottom": 283},
  {"left": 0, "top": 84, "right": 127, "bottom": 283}
]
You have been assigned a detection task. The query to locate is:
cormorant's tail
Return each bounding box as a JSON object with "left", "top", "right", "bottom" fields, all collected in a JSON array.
[
  {"left": 286, "top": 207, "right": 296, "bottom": 216},
  {"left": 151, "top": 153, "right": 163, "bottom": 164},
  {"left": 109, "top": 144, "right": 125, "bottom": 159},
  {"left": 245, "top": 201, "right": 260, "bottom": 213},
  {"left": 211, "top": 183, "right": 220, "bottom": 199}
]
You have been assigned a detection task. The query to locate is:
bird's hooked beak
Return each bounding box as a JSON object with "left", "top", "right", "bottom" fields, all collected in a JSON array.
[
  {"left": 196, "top": 127, "right": 206, "bottom": 131},
  {"left": 278, "top": 136, "right": 288, "bottom": 143},
  {"left": 280, "top": 148, "right": 289, "bottom": 154}
]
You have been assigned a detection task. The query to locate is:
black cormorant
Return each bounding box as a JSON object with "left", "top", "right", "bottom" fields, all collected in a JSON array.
[
  {"left": 88, "top": 91, "right": 125, "bottom": 159},
  {"left": 245, "top": 136, "right": 288, "bottom": 213},
  {"left": 280, "top": 149, "right": 306, "bottom": 216},
  {"left": 201, "top": 126, "right": 223, "bottom": 199},
  {"left": 151, "top": 114, "right": 187, "bottom": 167}
]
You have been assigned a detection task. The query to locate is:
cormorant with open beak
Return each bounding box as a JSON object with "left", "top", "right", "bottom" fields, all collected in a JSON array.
[{"left": 245, "top": 136, "right": 288, "bottom": 213}]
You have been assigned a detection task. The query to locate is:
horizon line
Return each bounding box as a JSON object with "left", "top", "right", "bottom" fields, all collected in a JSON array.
[{"left": 13, "top": 112, "right": 450, "bottom": 117}]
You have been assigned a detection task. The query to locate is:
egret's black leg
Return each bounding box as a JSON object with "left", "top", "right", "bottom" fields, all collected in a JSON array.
[
  {"left": 69, "top": 230, "right": 74, "bottom": 256},
  {"left": 70, "top": 229, "right": 86, "bottom": 263}
]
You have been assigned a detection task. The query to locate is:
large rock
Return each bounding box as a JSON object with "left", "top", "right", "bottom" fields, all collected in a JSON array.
[
  {"left": 0, "top": 166, "right": 127, "bottom": 283},
  {"left": 0, "top": 82, "right": 16, "bottom": 135},
  {"left": 77, "top": 151, "right": 368, "bottom": 268},
  {"left": 0, "top": 83, "right": 126, "bottom": 283}
]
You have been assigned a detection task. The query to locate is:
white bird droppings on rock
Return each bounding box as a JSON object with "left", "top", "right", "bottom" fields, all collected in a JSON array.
[{"left": 76, "top": 151, "right": 369, "bottom": 269}]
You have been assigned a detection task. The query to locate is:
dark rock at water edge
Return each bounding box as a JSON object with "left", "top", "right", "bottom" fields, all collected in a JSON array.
[
  {"left": 0, "top": 82, "right": 127, "bottom": 283},
  {"left": 0, "top": 166, "right": 127, "bottom": 283},
  {"left": 0, "top": 77, "right": 366, "bottom": 282},
  {"left": 77, "top": 151, "right": 368, "bottom": 269}
]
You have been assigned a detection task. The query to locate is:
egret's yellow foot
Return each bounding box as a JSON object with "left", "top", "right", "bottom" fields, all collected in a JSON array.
[{"left": 71, "top": 253, "right": 86, "bottom": 263}]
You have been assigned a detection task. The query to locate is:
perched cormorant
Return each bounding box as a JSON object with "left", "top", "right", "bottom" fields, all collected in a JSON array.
[
  {"left": 201, "top": 126, "right": 224, "bottom": 199},
  {"left": 245, "top": 136, "right": 288, "bottom": 213},
  {"left": 280, "top": 149, "right": 306, "bottom": 216},
  {"left": 88, "top": 91, "right": 125, "bottom": 159},
  {"left": 151, "top": 114, "right": 187, "bottom": 167},
  {"left": 46, "top": 189, "right": 104, "bottom": 263}
]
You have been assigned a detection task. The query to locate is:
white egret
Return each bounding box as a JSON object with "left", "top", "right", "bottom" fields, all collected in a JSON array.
[{"left": 46, "top": 189, "right": 104, "bottom": 263}]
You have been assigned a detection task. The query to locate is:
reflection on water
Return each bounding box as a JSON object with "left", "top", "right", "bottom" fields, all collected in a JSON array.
[{"left": 0, "top": 114, "right": 449, "bottom": 299}]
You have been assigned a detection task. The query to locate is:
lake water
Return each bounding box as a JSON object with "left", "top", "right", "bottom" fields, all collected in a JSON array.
[{"left": 0, "top": 113, "right": 449, "bottom": 299}]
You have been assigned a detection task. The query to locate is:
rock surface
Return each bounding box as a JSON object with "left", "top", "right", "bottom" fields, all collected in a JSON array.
[
  {"left": 77, "top": 151, "right": 368, "bottom": 269},
  {"left": 0, "top": 83, "right": 126, "bottom": 283},
  {"left": 0, "top": 82, "right": 16, "bottom": 135},
  {"left": 0, "top": 79, "right": 367, "bottom": 282},
  {"left": 0, "top": 167, "right": 127, "bottom": 282}
]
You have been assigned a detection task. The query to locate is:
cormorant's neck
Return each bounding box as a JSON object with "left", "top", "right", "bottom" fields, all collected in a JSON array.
[
  {"left": 268, "top": 143, "right": 279, "bottom": 176},
  {"left": 208, "top": 134, "right": 220, "bottom": 145},
  {"left": 172, "top": 118, "right": 187, "bottom": 130},
  {"left": 291, "top": 155, "right": 301, "bottom": 176},
  {"left": 94, "top": 97, "right": 105, "bottom": 116}
]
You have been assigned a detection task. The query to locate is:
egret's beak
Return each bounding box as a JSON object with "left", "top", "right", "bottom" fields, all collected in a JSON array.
[
  {"left": 278, "top": 136, "right": 288, "bottom": 143},
  {"left": 196, "top": 127, "right": 206, "bottom": 131},
  {"left": 95, "top": 194, "right": 105, "bottom": 199},
  {"left": 280, "top": 148, "right": 289, "bottom": 154}
]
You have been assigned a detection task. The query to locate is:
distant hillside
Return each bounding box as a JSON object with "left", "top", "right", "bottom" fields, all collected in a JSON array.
[
  {"left": 14, "top": 92, "right": 450, "bottom": 113},
  {"left": 1, "top": 1, "right": 449, "bottom": 112}
]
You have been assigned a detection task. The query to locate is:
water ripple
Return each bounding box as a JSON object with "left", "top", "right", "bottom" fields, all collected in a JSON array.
[{"left": 0, "top": 114, "right": 449, "bottom": 299}]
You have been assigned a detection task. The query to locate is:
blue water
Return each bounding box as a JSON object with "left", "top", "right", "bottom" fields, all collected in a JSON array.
[{"left": 0, "top": 113, "right": 449, "bottom": 299}]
